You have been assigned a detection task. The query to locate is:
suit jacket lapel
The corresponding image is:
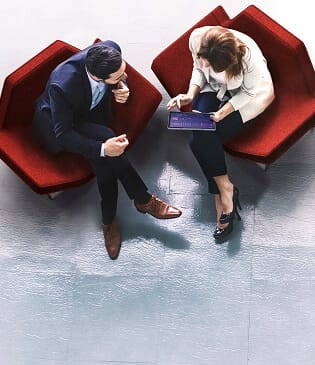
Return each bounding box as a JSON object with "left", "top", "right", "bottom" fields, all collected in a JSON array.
[{"left": 79, "top": 61, "right": 93, "bottom": 110}]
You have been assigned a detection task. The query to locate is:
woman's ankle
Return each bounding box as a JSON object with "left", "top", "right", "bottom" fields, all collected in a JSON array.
[{"left": 220, "top": 186, "right": 234, "bottom": 213}]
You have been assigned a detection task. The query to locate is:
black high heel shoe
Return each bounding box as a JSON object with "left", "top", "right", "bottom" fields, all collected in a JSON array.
[
  {"left": 213, "top": 220, "right": 234, "bottom": 240},
  {"left": 219, "top": 186, "right": 242, "bottom": 224}
]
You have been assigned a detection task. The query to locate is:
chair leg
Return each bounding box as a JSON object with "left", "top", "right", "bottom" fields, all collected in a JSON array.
[
  {"left": 255, "top": 162, "right": 270, "bottom": 171},
  {"left": 48, "top": 191, "right": 64, "bottom": 200}
]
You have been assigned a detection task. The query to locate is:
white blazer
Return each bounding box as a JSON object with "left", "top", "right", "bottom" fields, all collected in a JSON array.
[{"left": 189, "top": 26, "right": 275, "bottom": 122}]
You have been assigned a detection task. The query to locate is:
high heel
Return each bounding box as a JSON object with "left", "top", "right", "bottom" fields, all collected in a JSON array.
[
  {"left": 213, "top": 220, "right": 234, "bottom": 240},
  {"left": 219, "top": 186, "right": 242, "bottom": 224}
]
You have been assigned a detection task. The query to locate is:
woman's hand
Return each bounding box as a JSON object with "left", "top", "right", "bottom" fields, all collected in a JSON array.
[
  {"left": 167, "top": 94, "right": 193, "bottom": 110},
  {"left": 210, "top": 102, "right": 235, "bottom": 122},
  {"left": 209, "top": 111, "right": 221, "bottom": 123}
]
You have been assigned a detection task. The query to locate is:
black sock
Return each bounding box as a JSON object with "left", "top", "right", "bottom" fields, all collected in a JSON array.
[{"left": 134, "top": 191, "right": 152, "bottom": 205}]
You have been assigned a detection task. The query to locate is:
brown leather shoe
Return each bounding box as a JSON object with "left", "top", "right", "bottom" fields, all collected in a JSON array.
[
  {"left": 102, "top": 218, "right": 122, "bottom": 260},
  {"left": 135, "top": 195, "right": 182, "bottom": 219}
]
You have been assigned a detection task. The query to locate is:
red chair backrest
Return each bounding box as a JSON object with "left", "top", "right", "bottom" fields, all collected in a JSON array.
[
  {"left": 0, "top": 40, "right": 79, "bottom": 129},
  {"left": 228, "top": 5, "right": 315, "bottom": 96}
]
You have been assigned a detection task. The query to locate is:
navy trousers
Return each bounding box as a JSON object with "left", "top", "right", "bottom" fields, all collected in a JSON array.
[
  {"left": 74, "top": 122, "right": 149, "bottom": 224},
  {"left": 190, "top": 92, "right": 244, "bottom": 194},
  {"left": 33, "top": 108, "right": 149, "bottom": 224}
]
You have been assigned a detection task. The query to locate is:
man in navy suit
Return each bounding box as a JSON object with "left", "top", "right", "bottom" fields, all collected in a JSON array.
[{"left": 33, "top": 40, "right": 182, "bottom": 260}]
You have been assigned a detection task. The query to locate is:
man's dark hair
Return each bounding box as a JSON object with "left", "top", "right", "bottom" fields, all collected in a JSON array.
[{"left": 86, "top": 45, "right": 122, "bottom": 79}]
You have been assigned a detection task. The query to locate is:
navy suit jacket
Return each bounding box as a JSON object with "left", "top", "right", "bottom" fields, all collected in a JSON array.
[{"left": 34, "top": 40, "right": 122, "bottom": 159}]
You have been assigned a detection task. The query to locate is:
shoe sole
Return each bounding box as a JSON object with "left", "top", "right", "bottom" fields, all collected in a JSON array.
[{"left": 136, "top": 208, "right": 182, "bottom": 219}]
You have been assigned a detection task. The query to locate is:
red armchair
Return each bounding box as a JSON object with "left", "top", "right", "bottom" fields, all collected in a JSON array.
[
  {"left": 151, "top": 5, "right": 315, "bottom": 166},
  {"left": 0, "top": 40, "right": 162, "bottom": 195},
  {"left": 223, "top": 5, "right": 315, "bottom": 165}
]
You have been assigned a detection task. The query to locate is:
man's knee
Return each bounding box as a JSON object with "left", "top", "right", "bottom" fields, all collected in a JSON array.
[{"left": 75, "top": 123, "right": 116, "bottom": 141}]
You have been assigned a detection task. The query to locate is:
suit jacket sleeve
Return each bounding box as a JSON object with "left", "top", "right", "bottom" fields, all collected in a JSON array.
[
  {"left": 44, "top": 39, "right": 123, "bottom": 159},
  {"left": 49, "top": 83, "right": 103, "bottom": 159}
]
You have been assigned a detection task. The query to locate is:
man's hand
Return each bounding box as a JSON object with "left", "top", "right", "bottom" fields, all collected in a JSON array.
[
  {"left": 167, "top": 94, "right": 193, "bottom": 110},
  {"left": 104, "top": 134, "right": 129, "bottom": 156},
  {"left": 112, "top": 81, "right": 130, "bottom": 103}
]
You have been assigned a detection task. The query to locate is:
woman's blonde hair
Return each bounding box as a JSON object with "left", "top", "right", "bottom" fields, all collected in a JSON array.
[{"left": 196, "top": 26, "right": 247, "bottom": 79}]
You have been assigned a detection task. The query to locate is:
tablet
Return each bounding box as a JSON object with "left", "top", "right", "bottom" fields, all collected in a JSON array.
[{"left": 168, "top": 111, "right": 216, "bottom": 131}]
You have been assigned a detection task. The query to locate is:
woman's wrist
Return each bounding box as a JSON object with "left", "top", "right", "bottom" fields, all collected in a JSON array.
[
  {"left": 187, "top": 84, "right": 200, "bottom": 100},
  {"left": 217, "top": 102, "right": 234, "bottom": 121},
  {"left": 216, "top": 109, "right": 225, "bottom": 121}
]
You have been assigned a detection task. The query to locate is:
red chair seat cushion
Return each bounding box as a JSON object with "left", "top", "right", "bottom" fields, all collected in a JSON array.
[
  {"left": 224, "top": 92, "right": 315, "bottom": 161},
  {"left": 0, "top": 127, "right": 93, "bottom": 193},
  {"left": 223, "top": 5, "right": 315, "bottom": 163}
]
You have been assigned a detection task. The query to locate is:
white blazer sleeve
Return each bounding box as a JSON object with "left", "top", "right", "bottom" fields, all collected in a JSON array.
[
  {"left": 188, "top": 29, "right": 207, "bottom": 90},
  {"left": 228, "top": 48, "right": 267, "bottom": 111}
]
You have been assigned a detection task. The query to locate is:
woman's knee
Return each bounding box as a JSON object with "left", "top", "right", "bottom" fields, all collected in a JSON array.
[
  {"left": 189, "top": 131, "right": 216, "bottom": 154},
  {"left": 192, "top": 92, "right": 220, "bottom": 113},
  {"left": 189, "top": 136, "right": 210, "bottom": 160},
  {"left": 189, "top": 134, "right": 201, "bottom": 156}
]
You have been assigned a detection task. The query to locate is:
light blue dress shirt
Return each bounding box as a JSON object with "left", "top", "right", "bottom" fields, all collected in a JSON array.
[
  {"left": 86, "top": 69, "right": 108, "bottom": 156},
  {"left": 87, "top": 71, "right": 108, "bottom": 110}
]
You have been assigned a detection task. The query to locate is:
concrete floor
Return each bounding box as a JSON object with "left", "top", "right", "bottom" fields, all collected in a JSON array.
[{"left": 0, "top": 1, "right": 315, "bottom": 364}]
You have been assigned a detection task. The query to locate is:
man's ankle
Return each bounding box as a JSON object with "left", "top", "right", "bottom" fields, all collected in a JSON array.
[{"left": 134, "top": 192, "right": 152, "bottom": 205}]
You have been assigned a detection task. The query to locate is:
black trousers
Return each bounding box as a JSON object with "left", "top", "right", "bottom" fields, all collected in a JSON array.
[
  {"left": 74, "top": 122, "right": 149, "bottom": 224},
  {"left": 190, "top": 92, "right": 244, "bottom": 194},
  {"left": 91, "top": 155, "right": 147, "bottom": 224},
  {"left": 33, "top": 108, "right": 148, "bottom": 224}
]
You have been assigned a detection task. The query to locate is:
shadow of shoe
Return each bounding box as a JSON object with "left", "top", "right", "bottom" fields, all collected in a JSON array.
[{"left": 120, "top": 218, "right": 191, "bottom": 250}]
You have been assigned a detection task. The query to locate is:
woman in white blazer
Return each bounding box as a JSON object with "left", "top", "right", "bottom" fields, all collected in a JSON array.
[{"left": 167, "top": 26, "right": 274, "bottom": 240}]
